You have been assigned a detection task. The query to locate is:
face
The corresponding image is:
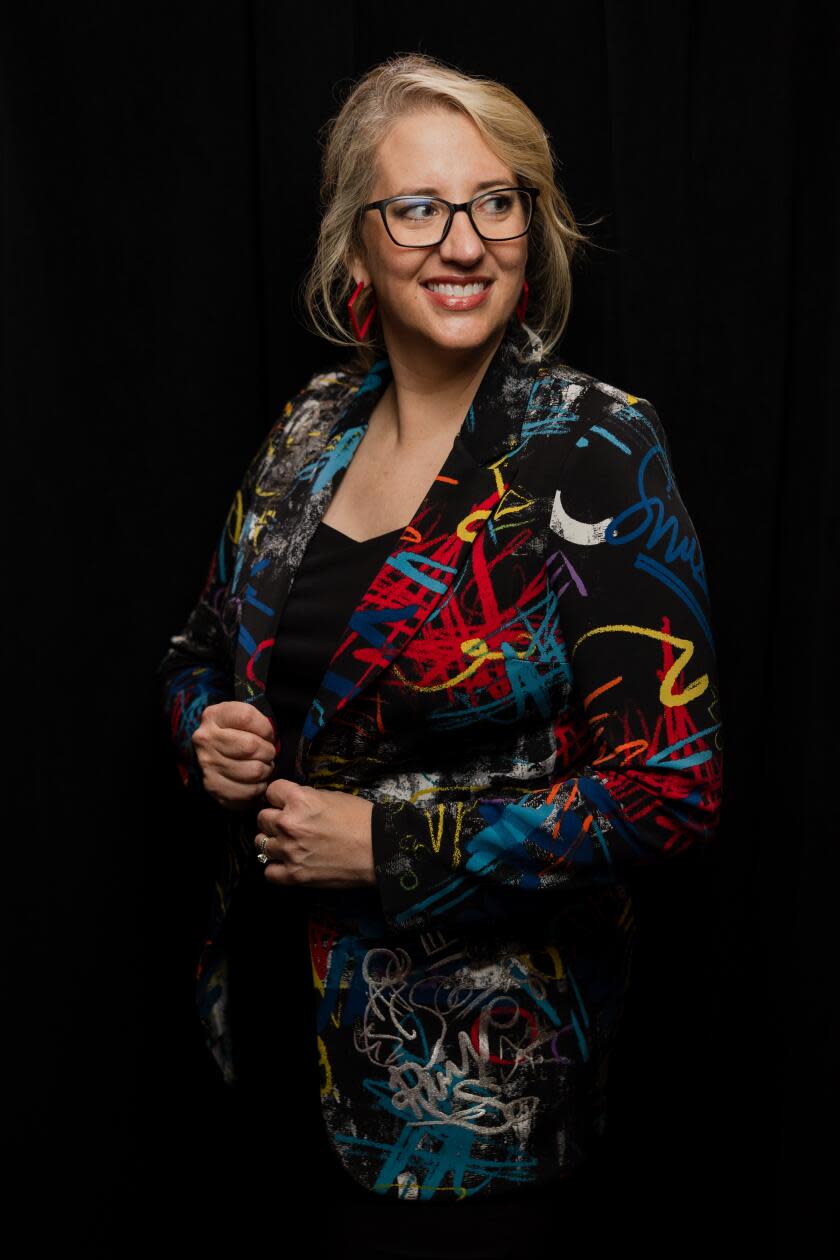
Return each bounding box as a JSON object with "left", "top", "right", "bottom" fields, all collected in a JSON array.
[{"left": 351, "top": 108, "right": 529, "bottom": 360}]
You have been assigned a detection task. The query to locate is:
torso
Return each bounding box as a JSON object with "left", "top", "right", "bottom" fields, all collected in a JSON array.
[{"left": 320, "top": 389, "right": 462, "bottom": 543}]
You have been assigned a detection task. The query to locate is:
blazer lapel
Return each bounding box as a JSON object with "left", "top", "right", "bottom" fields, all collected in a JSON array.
[
  {"left": 234, "top": 315, "right": 546, "bottom": 781},
  {"left": 229, "top": 371, "right": 382, "bottom": 711}
]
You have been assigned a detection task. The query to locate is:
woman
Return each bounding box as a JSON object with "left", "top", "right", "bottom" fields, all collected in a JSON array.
[{"left": 156, "top": 53, "right": 723, "bottom": 1258}]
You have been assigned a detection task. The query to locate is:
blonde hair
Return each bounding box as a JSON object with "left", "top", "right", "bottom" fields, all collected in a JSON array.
[{"left": 298, "top": 52, "right": 602, "bottom": 372}]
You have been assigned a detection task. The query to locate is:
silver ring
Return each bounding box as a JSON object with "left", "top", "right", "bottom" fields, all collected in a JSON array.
[{"left": 255, "top": 833, "right": 270, "bottom": 865}]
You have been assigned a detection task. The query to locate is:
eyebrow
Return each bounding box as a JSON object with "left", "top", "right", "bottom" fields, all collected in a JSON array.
[{"left": 393, "top": 179, "right": 513, "bottom": 196}]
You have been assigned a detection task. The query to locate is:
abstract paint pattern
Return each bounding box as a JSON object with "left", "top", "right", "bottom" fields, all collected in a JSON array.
[{"left": 156, "top": 313, "right": 723, "bottom": 1202}]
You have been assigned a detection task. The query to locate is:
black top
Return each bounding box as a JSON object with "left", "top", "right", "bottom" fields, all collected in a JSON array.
[{"left": 265, "top": 519, "right": 407, "bottom": 784}]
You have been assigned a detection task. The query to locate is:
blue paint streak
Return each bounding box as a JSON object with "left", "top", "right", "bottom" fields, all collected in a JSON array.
[
  {"left": 238, "top": 624, "right": 257, "bottom": 656},
  {"left": 634, "top": 551, "right": 713, "bottom": 647},
  {"left": 589, "top": 424, "right": 632, "bottom": 453},
  {"left": 388, "top": 551, "right": 456, "bottom": 596},
  {"left": 347, "top": 603, "right": 419, "bottom": 649},
  {"left": 646, "top": 722, "right": 720, "bottom": 768},
  {"left": 244, "top": 585, "right": 274, "bottom": 616},
  {"left": 569, "top": 1008, "right": 589, "bottom": 1061}
]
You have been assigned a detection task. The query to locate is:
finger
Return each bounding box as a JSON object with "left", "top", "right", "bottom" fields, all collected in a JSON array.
[
  {"left": 253, "top": 831, "right": 284, "bottom": 863},
  {"left": 265, "top": 778, "right": 302, "bottom": 807},
  {"left": 212, "top": 701, "right": 275, "bottom": 742},
  {"left": 263, "top": 860, "right": 295, "bottom": 885},
  {"left": 211, "top": 728, "right": 276, "bottom": 763},
  {"left": 204, "top": 774, "right": 272, "bottom": 812},
  {"left": 256, "top": 805, "right": 288, "bottom": 836},
  {"left": 212, "top": 758, "right": 274, "bottom": 786},
  {"left": 207, "top": 777, "right": 268, "bottom": 808}
]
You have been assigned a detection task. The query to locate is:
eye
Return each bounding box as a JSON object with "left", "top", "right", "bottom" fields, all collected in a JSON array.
[
  {"left": 391, "top": 198, "right": 442, "bottom": 222},
  {"left": 476, "top": 192, "right": 515, "bottom": 215}
]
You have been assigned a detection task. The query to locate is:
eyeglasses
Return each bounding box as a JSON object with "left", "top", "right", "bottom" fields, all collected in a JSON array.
[{"left": 361, "top": 186, "right": 540, "bottom": 248}]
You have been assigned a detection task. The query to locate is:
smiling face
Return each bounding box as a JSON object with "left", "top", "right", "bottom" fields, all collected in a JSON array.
[{"left": 351, "top": 107, "right": 529, "bottom": 361}]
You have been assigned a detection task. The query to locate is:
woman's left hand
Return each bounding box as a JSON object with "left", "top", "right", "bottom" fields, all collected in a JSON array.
[{"left": 255, "top": 779, "right": 376, "bottom": 888}]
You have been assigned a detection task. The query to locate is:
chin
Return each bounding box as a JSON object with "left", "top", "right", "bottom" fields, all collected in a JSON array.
[{"left": 423, "top": 313, "right": 505, "bottom": 350}]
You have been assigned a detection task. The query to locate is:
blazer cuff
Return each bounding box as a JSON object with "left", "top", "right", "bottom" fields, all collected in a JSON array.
[
  {"left": 370, "top": 799, "right": 492, "bottom": 934},
  {"left": 370, "top": 801, "right": 425, "bottom": 932}
]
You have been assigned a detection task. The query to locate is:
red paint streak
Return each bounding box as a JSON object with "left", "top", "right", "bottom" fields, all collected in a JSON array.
[
  {"left": 470, "top": 1002, "right": 539, "bottom": 1065},
  {"left": 246, "top": 637, "right": 275, "bottom": 684}
]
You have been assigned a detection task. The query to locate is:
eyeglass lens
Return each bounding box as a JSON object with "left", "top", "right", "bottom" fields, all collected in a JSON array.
[{"left": 384, "top": 189, "right": 532, "bottom": 245}]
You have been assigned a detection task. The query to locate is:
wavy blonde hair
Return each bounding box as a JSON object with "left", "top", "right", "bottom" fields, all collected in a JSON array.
[{"left": 298, "top": 52, "right": 601, "bottom": 372}]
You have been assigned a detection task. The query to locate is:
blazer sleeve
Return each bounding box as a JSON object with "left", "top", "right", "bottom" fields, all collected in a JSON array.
[
  {"left": 370, "top": 397, "right": 724, "bottom": 933},
  {"left": 154, "top": 392, "right": 303, "bottom": 791}
]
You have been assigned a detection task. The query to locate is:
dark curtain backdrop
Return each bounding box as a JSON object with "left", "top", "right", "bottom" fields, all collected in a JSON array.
[{"left": 4, "top": 2, "right": 834, "bottom": 1253}]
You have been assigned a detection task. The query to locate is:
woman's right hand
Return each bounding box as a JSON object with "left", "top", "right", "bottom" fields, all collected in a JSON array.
[{"left": 191, "top": 700, "right": 277, "bottom": 811}]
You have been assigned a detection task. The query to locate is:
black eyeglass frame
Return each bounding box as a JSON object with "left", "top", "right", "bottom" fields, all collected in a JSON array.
[{"left": 360, "top": 186, "right": 541, "bottom": 248}]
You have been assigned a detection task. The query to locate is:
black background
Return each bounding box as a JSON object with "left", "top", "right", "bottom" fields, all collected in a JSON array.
[{"left": 4, "top": 3, "right": 835, "bottom": 1254}]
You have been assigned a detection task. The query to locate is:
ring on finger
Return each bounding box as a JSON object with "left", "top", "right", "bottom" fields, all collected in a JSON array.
[{"left": 255, "top": 832, "right": 271, "bottom": 865}]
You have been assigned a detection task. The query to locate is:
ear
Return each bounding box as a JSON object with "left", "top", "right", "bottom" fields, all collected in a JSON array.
[{"left": 348, "top": 234, "right": 372, "bottom": 286}]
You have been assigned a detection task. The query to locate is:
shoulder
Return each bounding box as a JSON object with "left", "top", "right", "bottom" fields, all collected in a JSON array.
[
  {"left": 280, "top": 359, "right": 365, "bottom": 429},
  {"left": 253, "top": 358, "right": 368, "bottom": 466},
  {"left": 240, "top": 359, "right": 366, "bottom": 493},
  {"left": 527, "top": 350, "right": 671, "bottom": 460}
]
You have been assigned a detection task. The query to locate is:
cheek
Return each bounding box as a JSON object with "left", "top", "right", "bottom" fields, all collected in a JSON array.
[
  {"left": 395, "top": 267, "right": 426, "bottom": 292},
  {"left": 491, "top": 249, "right": 527, "bottom": 288},
  {"left": 377, "top": 268, "right": 423, "bottom": 305}
]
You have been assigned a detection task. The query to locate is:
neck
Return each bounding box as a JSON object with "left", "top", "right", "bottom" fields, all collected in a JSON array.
[{"left": 374, "top": 325, "right": 506, "bottom": 451}]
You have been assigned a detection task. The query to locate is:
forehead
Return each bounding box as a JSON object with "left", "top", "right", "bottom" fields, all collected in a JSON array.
[{"left": 373, "top": 108, "right": 514, "bottom": 191}]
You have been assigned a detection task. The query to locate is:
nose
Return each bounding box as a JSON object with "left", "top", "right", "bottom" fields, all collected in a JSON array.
[{"left": 438, "top": 207, "right": 486, "bottom": 262}]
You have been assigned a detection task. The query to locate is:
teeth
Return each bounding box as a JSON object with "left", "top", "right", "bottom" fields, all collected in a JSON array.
[{"left": 425, "top": 281, "right": 489, "bottom": 296}]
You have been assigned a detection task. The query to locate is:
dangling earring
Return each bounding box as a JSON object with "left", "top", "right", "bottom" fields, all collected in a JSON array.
[
  {"left": 515, "top": 278, "right": 529, "bottom": 323},
  {"left": 348, "top": 280, "right": 378, "bottom": 340}
]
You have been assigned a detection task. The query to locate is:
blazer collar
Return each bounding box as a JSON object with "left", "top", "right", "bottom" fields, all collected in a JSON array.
[{"left": 233, "top": 313, "right": 547, "bottom": 783}]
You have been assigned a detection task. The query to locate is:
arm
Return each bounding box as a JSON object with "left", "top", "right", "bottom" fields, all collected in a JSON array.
[
  {"left": 370, "top": 397, "right": 724, "bottom": 933},
  {"left": 155, "top": 394, "right": 301, "bottom": 791}
]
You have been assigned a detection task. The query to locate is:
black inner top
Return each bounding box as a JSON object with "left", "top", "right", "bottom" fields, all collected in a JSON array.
[{"left": 265, "top": 518, "right": 407, "bottom": 784}]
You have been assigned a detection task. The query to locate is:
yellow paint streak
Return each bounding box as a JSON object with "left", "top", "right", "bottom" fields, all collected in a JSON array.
[
  {"left": 572, "top": 623, "right": 708, "bottom": 707},
  {"left": 423, "top": 800, "right": 465, "bottom": 867},
  {"left": 226, "top": 489, "right": 244, "bottom": 548},
  {"left": 317, "top": 1035, "right": 337, "bottom": 1101},
  {"left": 392, "top": 636, "right": 532, "bottom": 693},
  {"left": 457, "top": 509, "right": 490, "bottom": 541},
  {"left": 521, "top": 944, "right": 566, "bottom": 981}
]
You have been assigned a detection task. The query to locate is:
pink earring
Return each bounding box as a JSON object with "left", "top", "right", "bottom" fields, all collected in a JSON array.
[
  {"left": 516, "top": 278, "right": 529, "bottom": 323},
  {"left": 348, "top": 280, "right": 378, "bottom": 339}
]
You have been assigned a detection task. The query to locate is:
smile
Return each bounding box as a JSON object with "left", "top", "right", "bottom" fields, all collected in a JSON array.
[
  {"left": 421, "top": 279, "right": 494, "bottom": 310},
  {"left": 423, "top": 281, "right": 490, "bottom": 295}
]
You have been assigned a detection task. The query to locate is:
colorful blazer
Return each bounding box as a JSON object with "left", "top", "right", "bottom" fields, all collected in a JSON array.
[{"left": 156, "top": 314, "right": 724, "bottom": 1201}]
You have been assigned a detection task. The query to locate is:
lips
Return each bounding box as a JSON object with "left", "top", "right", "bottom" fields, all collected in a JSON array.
[
  {"left": 421, "top": 278, "right": 494, "bottom": 290},
  {"left": 421, "top": 279, "right": 494, "bottom": 311}
]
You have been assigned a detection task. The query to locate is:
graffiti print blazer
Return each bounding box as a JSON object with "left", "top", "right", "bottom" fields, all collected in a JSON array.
[{"left": 156, "top": 314, "right": 724, "bottom": 1201}]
